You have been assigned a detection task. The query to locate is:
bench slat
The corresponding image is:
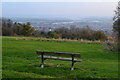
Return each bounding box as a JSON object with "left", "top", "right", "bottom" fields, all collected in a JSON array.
[
  {"left": 36, "top": 51, "right": 81, "bottom": 57},
  {"left": 38, "top": 56, "right": 83, "bottom": 62}
]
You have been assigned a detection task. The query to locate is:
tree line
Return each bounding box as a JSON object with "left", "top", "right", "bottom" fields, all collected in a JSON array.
[{"left": 2, "top": 18, "right": 107, "bottom": 41}]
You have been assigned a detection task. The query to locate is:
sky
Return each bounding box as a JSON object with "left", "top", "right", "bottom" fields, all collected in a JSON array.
[
  {"left": 2, "top": 2, "right": 118, "bottom": 19},
  {"left": 1, "top": 0, "right": 119, "bottom": 2}
]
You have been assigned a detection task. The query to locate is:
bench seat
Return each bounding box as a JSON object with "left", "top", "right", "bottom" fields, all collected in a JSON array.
[{"left": 38, "top": 56, "right": 83, "bottom": 62}]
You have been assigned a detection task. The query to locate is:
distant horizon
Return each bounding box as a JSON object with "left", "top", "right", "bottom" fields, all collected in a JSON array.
[{"left": 2, "top": 16, "right": 114, "bottom": 21}]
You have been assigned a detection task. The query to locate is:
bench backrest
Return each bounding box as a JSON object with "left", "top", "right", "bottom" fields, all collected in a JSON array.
[{"left": 36, "top": 51, "right": 81, "bottom": 58}]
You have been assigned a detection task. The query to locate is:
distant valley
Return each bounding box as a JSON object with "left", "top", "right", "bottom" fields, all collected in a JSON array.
[{"left": 10, "top": 17, "right": 113, "bottom": 35}]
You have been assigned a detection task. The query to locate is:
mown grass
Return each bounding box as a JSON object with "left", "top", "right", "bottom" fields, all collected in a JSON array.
[{"left": 2, "top": 36, "right": 118, "bottom": 78}]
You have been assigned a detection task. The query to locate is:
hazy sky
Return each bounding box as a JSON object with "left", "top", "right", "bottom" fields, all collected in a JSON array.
[
  {"left": 2, "top": 2, "right": 118, "bottom": 19},
  {"left": 1, "top": 0, "right": 119, "bottom": 2}
]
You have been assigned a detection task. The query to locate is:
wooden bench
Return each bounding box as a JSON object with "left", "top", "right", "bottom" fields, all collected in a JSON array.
[{"left": 36, "top": 51, "right": 83, "bottom": 70}]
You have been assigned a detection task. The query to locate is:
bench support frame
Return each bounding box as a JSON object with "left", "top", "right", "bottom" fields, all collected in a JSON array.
[
  {"left": 71, "top": 55, "right": 74, "bottom": 70},
  {"left": 40, "top": 53, "right": 44, "bottom": 68},
  {"left": 40, "top": 53, "right": 76, "bottom": 70}
]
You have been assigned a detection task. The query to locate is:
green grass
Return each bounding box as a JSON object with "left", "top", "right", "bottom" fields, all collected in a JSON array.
[{"left": 2, "top": 36, "right": 118, "bottom": 78}]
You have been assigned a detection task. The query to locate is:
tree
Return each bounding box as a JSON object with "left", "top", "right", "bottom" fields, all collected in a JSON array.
[
  {"left": 13, "top": 22, "right": 35, "bottom": 36},
  {"left": 93, "top": 31, "right": 107, "bottom": 41},
  {"left": 113, "top": 1, "right": 120, "bottom": 52},
  {"left": 106, "top": 1, "right": 120, "bottom": 52},
  {"left": 2, "top": 18, "right": 13, "bottom": 36},
  {"left": 54, "top": 27, "right": 69, "bottom": 39},
  {"left": 20, "top": 23, "right": 35, "bottom": 36}
]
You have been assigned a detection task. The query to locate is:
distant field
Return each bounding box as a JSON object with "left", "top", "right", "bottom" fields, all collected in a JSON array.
[{"left": 2, "top": 36, "right": 118, "bottom": 78}]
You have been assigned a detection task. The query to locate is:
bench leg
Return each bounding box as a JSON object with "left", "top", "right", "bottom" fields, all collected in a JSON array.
[
  {"left": 71, "top": 55, "right": 74, "bottom": 70},
  {"left": 40, "top": 64, "right": 44, "bottom": 68},
  {"left": 40, "top": 53, "right": 44, "bottom": 68}
]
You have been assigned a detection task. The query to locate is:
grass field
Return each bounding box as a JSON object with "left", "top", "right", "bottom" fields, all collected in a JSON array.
[{"left": 2, "top": 36, "right": 118, "bottom": 78}]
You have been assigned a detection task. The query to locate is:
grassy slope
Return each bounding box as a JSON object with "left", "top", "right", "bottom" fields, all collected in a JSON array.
[{"left": 2, "top": 36, "right": 118, "bottom": 78}]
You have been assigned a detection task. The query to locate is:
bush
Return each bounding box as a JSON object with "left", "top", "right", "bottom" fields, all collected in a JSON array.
[{"left": 105, "top": 42, "right": 118, "bottom": 52}]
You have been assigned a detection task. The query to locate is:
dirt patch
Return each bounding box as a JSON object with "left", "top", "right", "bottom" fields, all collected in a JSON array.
[{"left": 16, "top": 38, "right": 27, "bottom": 40}]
